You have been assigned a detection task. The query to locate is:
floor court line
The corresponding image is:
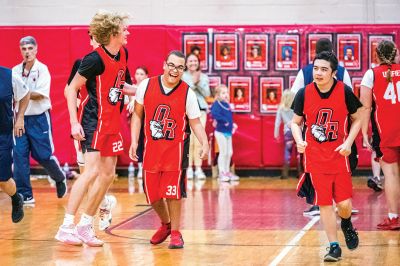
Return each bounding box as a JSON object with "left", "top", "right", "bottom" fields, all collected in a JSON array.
[{"left": 269, "top": 216, "right": 320, "bottom": 266}]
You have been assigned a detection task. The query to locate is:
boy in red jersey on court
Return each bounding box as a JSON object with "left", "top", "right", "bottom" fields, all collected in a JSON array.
[
  {"left": 360, "top": 40, "right": 400, "bottom": 230},
  {"left": 56, "top": 10, "right": 130, "bottom": 247},
  {"left": 129, "top": 50, "right": 209, "bottom": 249},
  {"left": 291, "top": 51, "right": 366, "bottom": 262}
]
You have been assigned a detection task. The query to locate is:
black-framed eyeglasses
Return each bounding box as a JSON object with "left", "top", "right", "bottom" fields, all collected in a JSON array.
[{"left": 166, "top": 62, "right": 185, "bottom": 72}]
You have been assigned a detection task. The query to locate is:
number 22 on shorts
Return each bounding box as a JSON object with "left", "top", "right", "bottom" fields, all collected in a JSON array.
[{"left": 112, "top": 141, "right": 123, "bottom": 152}]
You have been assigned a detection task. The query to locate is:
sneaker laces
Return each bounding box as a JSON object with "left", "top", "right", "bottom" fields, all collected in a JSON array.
[
  {"left": 80, "top": 225, "right": 98, "bottom": 240},
  {"left": 343, "top": 226, "right": 358, "bottom": 241},
  {"left": 99, "top": 208, "right": 110, "bottom": 220}
]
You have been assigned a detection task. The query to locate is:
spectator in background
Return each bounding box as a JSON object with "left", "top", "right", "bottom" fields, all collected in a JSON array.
[
  {"left": 211, "top": 84, "right": 238, "bottom": 182},
  {"left": 274, "top": 89, "right": 296, "bottom": 179},
  {"left": 126, "top": 66, "right": 149, "bottom": 178},
  {"left": 12, "top": 36, "right": 67, "bottom": 205},
  {"left": 182, "top": 53, "right": 210, "bottom": 180},
  {"left": 0, "top": 66, "right": 30, "bottom": 223}
]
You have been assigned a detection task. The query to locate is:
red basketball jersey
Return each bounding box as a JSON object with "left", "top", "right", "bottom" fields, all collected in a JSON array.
[
  {"left": 93, "top": 46, "right": 126, "bottom": 135},
  {"left": 372, "top": 64, "right": 400, "bottom": 147},
  {"left": 143, "top": 76, "right": 190, "bottom": 171},
  {"left": 303, "top": 81, "right": 350, "bottom": 174}
]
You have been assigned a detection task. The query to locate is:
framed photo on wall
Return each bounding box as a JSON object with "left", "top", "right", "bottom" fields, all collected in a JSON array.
[
  {"left": 213, "top": 33, "right": 239, "bottom": 71},
  {"left": 337, "top": 34, "right": 361, "bottom": 70},
  {"left": 244, "top": 34, "right": 269, "bottom": 70},
  {"left": 275, "top": 34, "right": 299, "bottom": 71},
  {"left": 259, "top": 77, "right": 284, "bottom": 113},
  {"left": 206, "top": 76, "right": 222, "bottom": 106},
  {"left": 307, "top": 33, "right": 333, "bottom": 64},
  {"left": 351, "top": 77, "right": 363, "bottom": 99},
  {"left": 289, "top": 75, "right": 297, "bottom": 90},
  {"left": 227, "top": 76, "right": 252, "bottom": 112},
  {"left": 369, "top": 35, "right": 394, "bottom": 68},
  {"left": 182, "top": 33, "right": 209, "bottom": 71}
]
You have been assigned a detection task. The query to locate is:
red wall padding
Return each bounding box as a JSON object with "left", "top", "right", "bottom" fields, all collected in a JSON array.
[{"left": 1, "top": 24, "right": 399, "bottom": 167}]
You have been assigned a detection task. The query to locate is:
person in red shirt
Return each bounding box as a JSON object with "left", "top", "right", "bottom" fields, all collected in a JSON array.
[
  {"left": 360, "top": 40, "right": 400, "bottom": 230},
  {"left": 129, "top": 50, "right": 209, "bottom": 249},
  {"left": 291, "top": 51, "right": 365, "bottom": 262},
  {"left": 55, "top": 10, "right": 130, "bottom": 247}
]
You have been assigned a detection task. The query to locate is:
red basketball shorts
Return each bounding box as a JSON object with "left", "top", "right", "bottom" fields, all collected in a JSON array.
[
  {"left": 309, "top": 172, "right": 352, "bottom": 206},
  {"left": 380, "top": 146, "right": 400, "bottom": 164},
  {"left": 143, "top": 170, "right": 187, "bottom": 204},
  {"left": 91, "top": 133, "right": 124, "bottom": 156}
]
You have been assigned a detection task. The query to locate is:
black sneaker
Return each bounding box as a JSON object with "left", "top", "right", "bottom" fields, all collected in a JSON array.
[
  {"left": 367, "top": 177, "right": 383, "bottom": 192},
  {"left": 303, "top": 205, "right": 320, "bottom": 216},
  {"left": 56, "top": 179, "right": 67, "bottom": 198},
  {"left": 12, "top": 193, "right": 24, "bottom": 223},
  {"left": 324, "top": 245, "right": 342, "bottom": 262},
  {"left": 341, "top": 221, "right": 359, "bottom": 250}
]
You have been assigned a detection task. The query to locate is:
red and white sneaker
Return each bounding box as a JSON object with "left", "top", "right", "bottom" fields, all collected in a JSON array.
[
  {"left": 377, "top": 217, "right": 400, "bottom": 230},
  {"left": 150, "top": 223, "right": 171, "bottom": 245},
  {"left": 76, "top": 224, "right": 104, "bottom": 247},
  {"left": 55, "top": 224, "right": 83, "bottom": 246},
  {"left": 168, "top": 230, "right": 184, "bottom": 249}
]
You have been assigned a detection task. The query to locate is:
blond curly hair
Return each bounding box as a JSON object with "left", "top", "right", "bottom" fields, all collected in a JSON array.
[{"left": 89, "top": 10, "right": 129, "bottom": 46}]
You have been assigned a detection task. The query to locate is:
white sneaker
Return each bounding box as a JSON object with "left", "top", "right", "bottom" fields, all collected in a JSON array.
[
  {"left": 98, "top": 195, "right": 117, "bottom": 231},
  {"left": 194, "top": 168, "right": 206, "bottom": 180},
  {"left": 219, "top": 173, "right": 230, "bottom": 182},
  {"left": 227, "top": 172, "right": 239, "bottom": 181},
  {"left": 187, "top": 168, "right": 194, "bottom": 180}
]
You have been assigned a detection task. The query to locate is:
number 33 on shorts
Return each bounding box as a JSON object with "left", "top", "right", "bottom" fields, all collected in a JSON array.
[{"left": 166, "top": 185, "right": 177, "bottom": 196}]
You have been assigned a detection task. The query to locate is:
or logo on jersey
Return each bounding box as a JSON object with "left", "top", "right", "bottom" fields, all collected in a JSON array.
[
  {"left": 311, "top": 108, "right": 339, "bottom": 143},
  {"left": 108, "top": 69, "right": 125, "bottom": 105},
  {"left": 149, "top": 104, "right": 177, "bottom": 140}
]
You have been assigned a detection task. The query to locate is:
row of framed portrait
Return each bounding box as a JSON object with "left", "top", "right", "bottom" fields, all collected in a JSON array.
[
  {"left": 209, "top": 75, "right": 365, "bottom": 114},
  {"left": 183, "top": 33, "right": 395, "bottom": 71}
]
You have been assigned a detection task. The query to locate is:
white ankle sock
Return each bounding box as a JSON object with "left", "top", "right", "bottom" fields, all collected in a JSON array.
[
  {"left": 388, "top": 213, "right": 398, "bottom": 219},
  {"left": 63, "top": 214, "right": 75, "bottom": 226},
  {"left": 78, "top": 213, "right": 94, "bottom": 226}
]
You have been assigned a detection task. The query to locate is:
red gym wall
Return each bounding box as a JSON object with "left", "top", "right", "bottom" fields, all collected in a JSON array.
[{"left": 1, "top": 24, "right": 399, "bottom": 168}]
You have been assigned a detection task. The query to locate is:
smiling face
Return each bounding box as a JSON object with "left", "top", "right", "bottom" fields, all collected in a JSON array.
[
  {"left": 20, "top": 44, "right": 37, "bottom": 63},
  {"left": 163, "top": 54, "right": 185, "bottom": 87},
  {"left": 313, "top": 59, "right": 336, "bottom": 90},
  {"left": 186, "top": 54, "right": 199, "bottom": 72}
]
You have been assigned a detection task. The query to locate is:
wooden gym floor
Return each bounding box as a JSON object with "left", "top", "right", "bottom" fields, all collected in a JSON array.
[{"left": 0, "top": 176, "right": 399, "bottom": 266}]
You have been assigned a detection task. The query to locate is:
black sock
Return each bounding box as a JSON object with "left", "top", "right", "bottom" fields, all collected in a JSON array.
[
  {"left": 11, "top": 193, "right": 20, "bottom": 205},
  {"left": 341, "top": 216, "right": 352, "bottom": 227}
]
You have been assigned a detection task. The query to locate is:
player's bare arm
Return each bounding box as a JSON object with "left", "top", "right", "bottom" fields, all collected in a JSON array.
[
  {"left": 14, "top": 91, "right": 30, "bottom": 137},
  {"left": 335, "top": 105, "right": 367, "bottom": 156},
  {"left": 291, "top": 114, "right": 307, "bottom": 153},
  {"left": 189, "top": 117, "right": 209, "bottom": 160},
  {"left": 359, "top": 85, "right": 373, "bottom": 150},
  {"left": 129, "top": 102, "right": 144, "bottom": 161},
  {"left": 65, "top": 73, "right": 87, "bottom": 141}
]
